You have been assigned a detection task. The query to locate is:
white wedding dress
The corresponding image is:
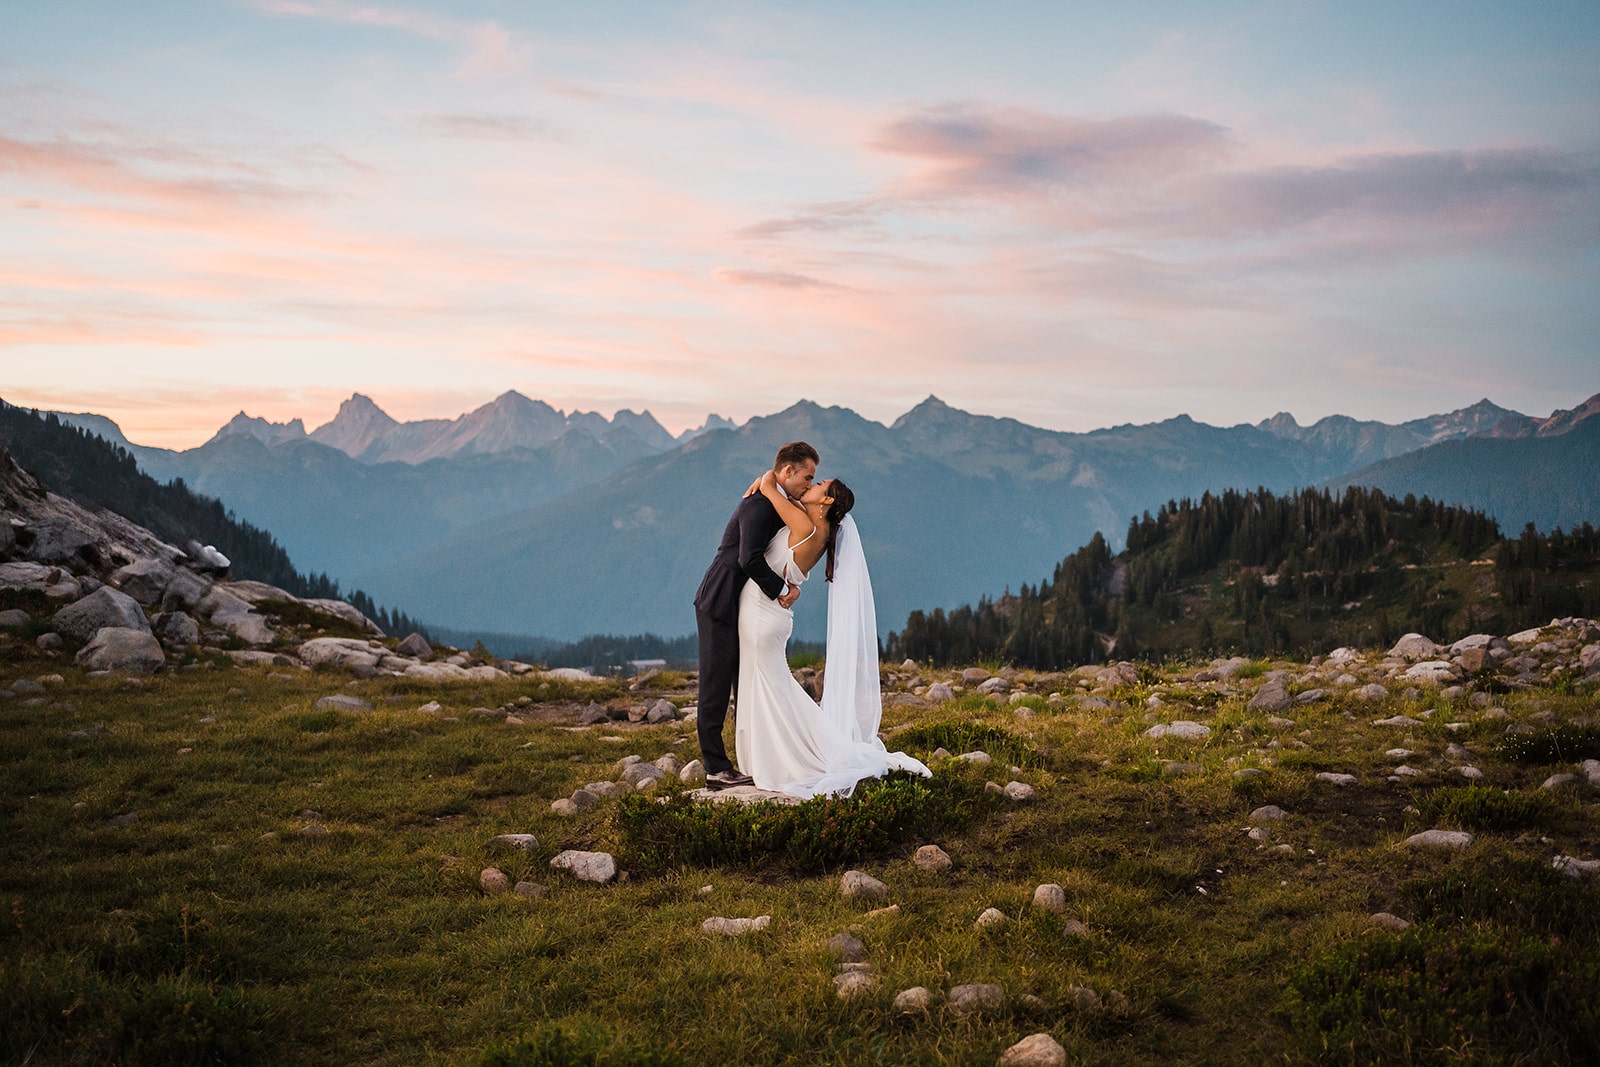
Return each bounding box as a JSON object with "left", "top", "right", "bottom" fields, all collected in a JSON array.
[{"left": 734, "top": 516, "right": 931, "bottom": 798}]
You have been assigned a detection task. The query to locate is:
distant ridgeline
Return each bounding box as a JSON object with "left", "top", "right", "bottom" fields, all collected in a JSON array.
[
  {"left": 0, "top": 401, "right": 428, "bottom": 638},
  {"left": 886, "top": 485, "right": 1600, "bottom": 668}
]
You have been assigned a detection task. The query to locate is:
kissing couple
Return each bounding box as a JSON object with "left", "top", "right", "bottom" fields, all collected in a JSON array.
[{"left": 693, "top": 440, "right": 930, "bottom": 796}]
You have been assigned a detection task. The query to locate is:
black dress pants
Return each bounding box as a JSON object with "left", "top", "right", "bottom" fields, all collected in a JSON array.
[{"left": 695, "top": 606, "right": 739, "bottom": 775}]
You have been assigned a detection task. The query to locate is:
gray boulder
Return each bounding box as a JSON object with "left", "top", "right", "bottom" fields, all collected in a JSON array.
[
  {"left": 152, "top": 611, "right": 200, "bottom": 646},
  {"left": 23, "top": 518, "right": 92, "bottom": 563},
  {"left": 396, "top": 632, "right": 433, "bottom": 659},
  {"left": 1247, "top": 682, "right": 1292, "bottom": 713},
  {"left": 1001, "top": 1033, "right": 1068, "bottom": 1067},
  {"left": 52, "top": 586, "right": 150, "bottom": 640},
  {"left": 0, "top": 607, "right": 30, "bottom": 628},
  {"left": 110, "top": 558, "right": 177, "bottom": 606},
  {"left": 947, "top": 983, "right": 1004, "bottom": 1015},
  {"left": 300, "top": 637, "right": 381, "bottom": 672},
  {"left": 1389, "top": 633, "right": 1440, "bottom": 660},
  {"left": 550, "top": 850, "right": 617, "bottom": 883},
  {"left": 160, "top": 568, "right": 212, "bottom": 612},
  {"left": 75, "top": 627, "right": 164, "bottom": 674},
  {"left": 926, "top": 682, "right": 955, "bottom": 702}
]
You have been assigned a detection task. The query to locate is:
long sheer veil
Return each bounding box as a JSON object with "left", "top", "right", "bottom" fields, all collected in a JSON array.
[{"left": 820, "top": 515, "right": 882, "bottom": 745}]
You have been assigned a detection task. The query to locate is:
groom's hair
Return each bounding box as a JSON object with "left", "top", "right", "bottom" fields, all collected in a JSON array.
[{"left": 773, "top": 440, "right": 819, "bottom": 471}]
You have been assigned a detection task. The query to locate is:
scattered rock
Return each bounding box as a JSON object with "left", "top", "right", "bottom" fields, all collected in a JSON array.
[
  {"left": 679, "top": 759, "right": 705, "bottom": 784},
  {"left": 1352, "top": 684, "right": 1389, "bottom": 701},
  {"left": 1553, "top": 856, "right": 1600, "bottom": 878},
  {"left": 1003, "top": 781, "right": 1037, "bottom": 802},
  {"left": 913, "top": 844, "right": 952, "bottom": 871},
  {"left": 480, "top": 867, "right": 511, "bottom": 894},
  {"left": 1247, "top": 682, "right": 1292, "bottom": 713},
  {"left": 961, "top": 667, "right": 992, "bottom": 683},
  {"left": 514, "top": 881, "right": 549, "bottom": 899},
  {"left": 550, "top": 799, "right": 579, "bottom": 816},
  {"left": 825, "top": 932, "right": 867, "bottom": 962},
  {"left": 926, "top": 682, "right": 955, "bottom": 702},
  {"left": 841, "top": 870, "right": 889, "bottom": 902},
  {"left": 958, "top": 750, "right": 993, "bottom": 764},
  {"left": 490, "top": 833, "right": 539, "bottom": 851},
  {"left": 1064, "top": 985, "right": 1102, "bottom": 1011},
  {"left": 314, "top": 694, "right": 372, "bottom": 712},
  {"left": 1315, "top": 772, "right": 1357, "bottom": 787},
  {"left": 701, "top": 915, "right": 771, "bottom": 936},
  {"left": 1143, "top": 720, "right": 1210, "bottom": 740},
  {"left": 893, "top": 986, "right": 933, "bottom": 1014},
  {"left": 52, "top": 586, "right": 151, "bottom": 640},
  {"left": 947, "top": 983, "right": 1004, "bottom": 1015},
  {"left": 1061, "top": 919, "right": 1090, "bottom": 938},
  {"left": 999, "top": 1033, "right": 1068, "bottom": 1067},
  {"left": 1249, "top": 805, "right": 1287, "bottom": 822},
  {"left": 1458, "top": 765, "right": 1484, "bottom": 780},
  {"left": 75, "top": 627, "right": 164, "bottom": 674},
  {"left": 1373, "top": 715, "right": 1423, "bottom": 727},
  {"left": 1033, "top": 883, "right": 1067, "bottom": 912},
  {"left": 1389, "top": 633, "right": 1439, "bottom": 660},
  {"left": 1405, "top": 830, "right": 1473, "bottom": 851},
  {"left": 834, "top": 971, "right": 879, "bottom": 1000},
  {"left": 1370, "top": 912, "right": 1412, "bottom": 931},
  {"left": 549, "top": 850, "right": 617, "bottom": 883},
  {"left": 396, "top": 632, "right": 433, "bottom": 659},
  {"left": 974, "top": 907, "right": 1010, "bottom": 930}
]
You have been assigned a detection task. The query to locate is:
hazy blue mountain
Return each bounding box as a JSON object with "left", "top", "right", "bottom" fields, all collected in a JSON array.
[
  {"left": 1253, "top": 397, "right": 1522, "bottom": 472},
  {"left": 349, "top": 397, "right": 1367, "bottom": 641},
  {"left": 1325, "top": 403, "right": 1600, "bottom": 534}
]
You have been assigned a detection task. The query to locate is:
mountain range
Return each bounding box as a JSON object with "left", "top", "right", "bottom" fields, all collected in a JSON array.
[{"left": 37, "top": 390, "right": 1600, "bottom": 643}]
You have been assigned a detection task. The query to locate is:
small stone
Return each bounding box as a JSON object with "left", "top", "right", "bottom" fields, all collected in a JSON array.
[
  {"left": 679, "top": 759, "right": 705, "bottom": 783},
  {"left": 1315, "top": 772, "right": 1357, "bottom": 787},
  {"left": 1247, "top": 682, "right": 1292, "bottom": 713},
  {"left": 962, "top": 667, "right": 992, "bottom": 683},
  {"left": 1458, "top": 766, "right": 1484, "bottom": 780},
  {"left": 1003, "top": 781, "right": 1037, "bottom": 802},
  {"left": 701, "top": 915, "right": 771, "bottom": 936},
  {"left": 825, "top": 931, "right": 867, "bottom": 962},
  {"left": 1405, "top": 829, "right": 1473, "bottom": 851},
  {"left": 974, "top": 907, "right": 1010, "bottom": 930},
  {"left": 841, "top": 870, "right": 889, "bottom": 901},
  {"left": 36, "top": 633, "right": 63, "bottom": 650},
  {"left": 1249, "top": 805, "right": 1287, "bottom": 821},
  {"left": 958, "top": 750, "right": 992, "bottom": 764},
  {"left": 490, "top": 833, "right": 539, "bottom": 851},
  {"left": 1385, "top": 748, "right": 1414, "bottom": 758},
  {"left": 550, "top": 798, "right": 579, "bottom": 816},
  {"left": 1541, "top": 774, "right": 1579, "bottom": 790},
  {"left": 1553, "top": 856, "right": 1600, "bottom": 878},
  {"left": 1033, "top": 883, "right": 1067, "bottom": 912},
  {"left": 1394, "top": 765, "right": 1422, "bottom": 777},
  {"left": 1267, "top": 716, "right": 1296, "bottom": 729},
  {"left": 865, "top": 904, "right": 901, "bottom": 919},
  {"left": 947, "top": 983, "right": 1004, "bottom": 1015},
  {"left": 577, "top": 702, "right": 610, "bottom": 725},
  {"left": 1294, "top": 689, "right": 1327, "bottom": 705},
  {"left": 569, "top": 788, "right": 601, "bottom": 811},
  {"left": 1064, "top": 985, "right": 1101, "bottom": 1011},
  {"left": 480, "top": 867, "right": 511, "bottom": 894},
  {"left": 1061, "top": 919, "right": 1090, "bottom": 938},
  {"left": 834, "top": 971, "right": 878, "bottom": 999},
  {"left": 913, "top": 844, "right": 952, "bottom": 871},
  {"left": 549, "top": 849, "right": 617, "bottom": 883},
  {"left": 977, "top": 676, "right": 1011, "bottom": 694},
  {"left": 1144, "top": 720, "right": 1210, "bottom": 740},
  {"left": 999, "top": 1033, "right": 1068, "bottom": 1067},
  {"left": 1373, "top": 715, "right": 1422, "bottom": 727},
  {"left": 514, "top": 881, "right": 549, "bottom": 899},
  {"left": 893, "top": 986, "right": 933, "bottom": 1014},
  {"left": 1582, "top": 759, "right": 1600, "bottom": 786},
  {"left": 1353, "top": 684, "right": 1389, "bottom": 701},
  {"left": 1371, "top": 912, "right": 1411, "bottom": 931},
  {"left": 926, "top": 682, "right": 954, "bottom": 702},
  {"left": 315, "top": 694, "right": 372, "bottom": 712},
  {"left": 1105, "top": 990, "right": 1131, "bottom": 1016}
]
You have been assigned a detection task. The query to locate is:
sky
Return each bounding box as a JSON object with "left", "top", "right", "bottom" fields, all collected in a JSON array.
[{"left": 3, "top": 1, "right": 1597, "bottom": 448}]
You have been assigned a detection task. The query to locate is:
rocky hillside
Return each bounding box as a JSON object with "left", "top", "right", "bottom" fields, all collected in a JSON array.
[{"left": 0, "top": 440, "right": 530, "bottom": 681}]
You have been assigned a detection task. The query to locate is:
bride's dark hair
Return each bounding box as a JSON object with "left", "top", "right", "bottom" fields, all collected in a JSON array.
[{"left": 822, "top": 479, "right": 855, "bottom": 582}]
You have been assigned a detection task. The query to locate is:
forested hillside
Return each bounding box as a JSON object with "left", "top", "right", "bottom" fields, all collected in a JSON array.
[
  {"left": 887, "top": 486, "right": 1600, "bottom": 667},
  {"left": 0, "top": 401, "right": 427, "bottom": 636}
]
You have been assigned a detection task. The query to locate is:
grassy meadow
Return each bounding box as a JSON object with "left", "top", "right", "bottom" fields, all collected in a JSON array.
[{"left": 3, "top": 646, "right": 1599, "bottom": 1065}]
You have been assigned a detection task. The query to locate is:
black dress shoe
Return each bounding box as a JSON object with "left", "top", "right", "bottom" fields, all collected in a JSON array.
[{"left": 705, "top": 770, "right": 755, "bottom": 790}]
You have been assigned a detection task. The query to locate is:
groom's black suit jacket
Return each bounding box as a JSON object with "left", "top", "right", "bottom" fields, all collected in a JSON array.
[{"left": 694, "top": 493, "right": 788, "bottom": 623}]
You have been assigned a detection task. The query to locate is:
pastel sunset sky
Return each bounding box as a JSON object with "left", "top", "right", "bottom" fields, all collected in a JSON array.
[{"left": 4, "top": 1, "right": 1597, "bottom": 447}]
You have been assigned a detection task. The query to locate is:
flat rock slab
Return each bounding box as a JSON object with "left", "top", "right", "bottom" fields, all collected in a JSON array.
[
  {"left": 76, "top": 627, "right": 164, "bottom": 674},
  {"left": 315, "top": 694, "right": 372, "bottom": 712},
  {"left": 1553, "top": 856, "right": 1600, "bottom": 878},
  {"left": 550, "top": 850, "right": 616, "bottom": 883},
  {"left": 947, "top": 983, "right": 1004, "bottom": 1015},
  {"left": 701, "top": 915, "right": 771, "bottom": 936},
  {"left": 1144, "top": 721, "right": 1211, "bottom": 740},
  {"left": 1373, "top": 715, "right": 1423, "bottom": 727},
  {"left": 1406, "top": 830, "right": 1473, "bottom": 851},
  {"left": 1316, "top": 772, "right": 1358, "bottom": 787}
]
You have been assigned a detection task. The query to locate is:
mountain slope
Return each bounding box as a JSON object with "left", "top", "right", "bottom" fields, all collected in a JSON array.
[
  {"left": 1326, "top": 411, "right": 1600, "bottom": 534},
  {"left": 350, "top": 399, "right": 1362, "bottom": 641}
]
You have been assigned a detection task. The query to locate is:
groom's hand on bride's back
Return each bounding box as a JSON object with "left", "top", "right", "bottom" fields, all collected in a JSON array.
[{"left": 779, "top": 583, "right": 801, "bottom": 609}]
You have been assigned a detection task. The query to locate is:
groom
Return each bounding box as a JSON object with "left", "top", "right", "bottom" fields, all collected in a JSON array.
[{"left": 693, "top": 440, "right": 818, "bottom": 789}]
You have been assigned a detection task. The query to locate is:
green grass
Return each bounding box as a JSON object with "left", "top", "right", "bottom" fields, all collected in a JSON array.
[{"left": 2, "top": 646, "right": 1598, "bottom": 1065}]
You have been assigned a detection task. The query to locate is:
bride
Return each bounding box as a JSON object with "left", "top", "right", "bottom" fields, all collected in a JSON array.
[{"left": 733, "top": 470, "right": 931, "bottom": 798}]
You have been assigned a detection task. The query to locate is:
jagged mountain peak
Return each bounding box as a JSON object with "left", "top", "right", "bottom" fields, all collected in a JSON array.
[{"left": 213, "top": 411, "right": 307, "bottom": 447}]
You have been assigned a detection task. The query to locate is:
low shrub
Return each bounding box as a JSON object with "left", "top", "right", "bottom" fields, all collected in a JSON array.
[
  {"left": 1281, "top": 927, "right": 1599, "bottom": 1066},
  {"left": 1399, "top": 853, "right": 1600, "bottom": 943},
  {"left": 1492, "top": 723, "right": 1600, "bottom": 764},
  {"left": 891, "top": 721, "right": 1042, "bottom": 767},
  {"left": 1412, "top": 786, "right": 1555, "bottom": 832},
  {"left": 615, "top": 769, "right": 1001, "bottom": 875}
]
